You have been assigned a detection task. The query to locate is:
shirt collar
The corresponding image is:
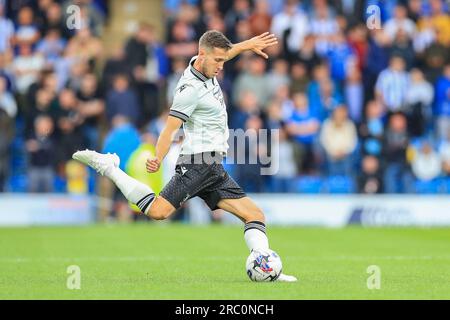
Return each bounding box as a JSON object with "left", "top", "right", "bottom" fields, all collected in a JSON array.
[{"left": 190, "top": 56, "right": 209, "bottom": 82}]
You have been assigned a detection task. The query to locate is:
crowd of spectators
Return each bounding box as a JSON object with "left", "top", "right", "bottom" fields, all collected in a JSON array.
[
  {"left": 163, "top": 0, "right": 450, "bottom": 194},
  {"left": 0, "top": 0, "right": 449, "bottom": 196},
  {"left": 0, "top": 0, "right": 109, "bottom": 193}
]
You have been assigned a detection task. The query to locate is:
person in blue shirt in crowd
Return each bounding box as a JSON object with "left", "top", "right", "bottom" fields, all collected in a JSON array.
[
  {"left": 105, "top": 74, "right": 140, "bottom": 127},
  {"left": 102, "top": 114, "right": 141, "bottom": 172},
  {"left": 434, "top": 64, "right": 450, "bottom": 141},
  {"left": 286, "top": 92, "right": 321, "bottom": 174}
]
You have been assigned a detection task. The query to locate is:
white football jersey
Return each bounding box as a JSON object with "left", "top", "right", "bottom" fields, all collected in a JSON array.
[{"left": 169, "top": 56, "right": 229, "bottom": 155}]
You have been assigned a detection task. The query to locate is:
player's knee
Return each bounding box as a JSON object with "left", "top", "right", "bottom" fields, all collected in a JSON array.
[
  {"left": 248, "top": 207, "right": 265, "bottom": 223},
  {"left": 146, "top": 207, "right": 171, "bottom": 221},
  {"left": 144, "top": 197, "right": 175, "bottom": 221}
]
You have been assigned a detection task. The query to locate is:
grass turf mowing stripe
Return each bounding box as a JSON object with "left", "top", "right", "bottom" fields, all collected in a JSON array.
[{"left": 0, "top": 224, "right": 449, "bottom": 299}]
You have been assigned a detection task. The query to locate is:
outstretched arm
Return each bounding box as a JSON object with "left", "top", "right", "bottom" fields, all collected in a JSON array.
[
  {"left": 226, "top": 32, "right": 278, "bottom": 61},
  {"left": 147, "top": 84, "right": 197, "bottom": 173},
  {"left": 146, "top": 116, "right": 183, "bottom": 173}
]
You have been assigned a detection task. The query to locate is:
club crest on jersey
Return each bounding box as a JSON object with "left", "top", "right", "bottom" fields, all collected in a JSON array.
[{"left": 179, "top": 84, "right": 187, "bottom": 93}]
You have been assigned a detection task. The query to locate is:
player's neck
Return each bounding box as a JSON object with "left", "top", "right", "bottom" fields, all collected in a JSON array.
[{"left": 193, "top": 59, "right": 209, "bottom": 79}]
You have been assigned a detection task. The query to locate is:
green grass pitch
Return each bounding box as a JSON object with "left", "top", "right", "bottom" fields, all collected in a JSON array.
[{"left": 0, "top": 224, "right": 449, "bottom": 299}]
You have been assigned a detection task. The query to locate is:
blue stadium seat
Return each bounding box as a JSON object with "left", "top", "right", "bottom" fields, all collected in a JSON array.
[
  {"left": 8, "top": 174, "right": 28, "bottom": 192},
  {"left": 414, "top": 179, "right": 442, "bottom": 194},
  {"left": 53, "top": 176, "right": 67, "bottom": 193},
  {"left": 324, "top": 176, "right": 356, "bottom": 194},
  {"left": 294, "top": 176, "right": 323, "bottom": 194},
  {"left": 442, "top": 178, "right": 450, "bottom": 194}
]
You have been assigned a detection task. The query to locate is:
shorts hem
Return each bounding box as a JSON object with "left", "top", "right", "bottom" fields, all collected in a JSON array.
[{"left": 207, "top": 193, "right": 247, "bottom": 211}]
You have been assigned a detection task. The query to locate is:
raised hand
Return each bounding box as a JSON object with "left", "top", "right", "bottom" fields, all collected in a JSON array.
[{"left": 248, "top": 32, "right": 278, "bottom": 59}]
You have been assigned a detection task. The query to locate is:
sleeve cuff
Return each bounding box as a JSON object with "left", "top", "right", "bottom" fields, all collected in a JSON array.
[{"left": 169, "top": 109, "right": 189, "bottom": 122}]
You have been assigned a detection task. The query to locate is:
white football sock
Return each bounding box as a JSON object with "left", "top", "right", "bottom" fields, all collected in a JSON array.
[
  {"left": 244, "top": 221, "right": 269, "bottom": 252},
  {"left": 106, "top": 166, "right": 155, "bottom": 214}
]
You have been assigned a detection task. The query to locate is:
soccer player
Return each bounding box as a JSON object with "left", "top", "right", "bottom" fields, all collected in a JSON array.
[{"left": 73, "top": 30, "right": 297, "bottom": 282}]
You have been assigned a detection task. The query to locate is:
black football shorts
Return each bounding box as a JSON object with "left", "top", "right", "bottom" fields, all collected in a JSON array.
[{"left": 159, "top": 152, "right": 246, "bottom": 210}]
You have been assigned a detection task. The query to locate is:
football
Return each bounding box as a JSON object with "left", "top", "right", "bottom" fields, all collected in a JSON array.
[{"left": 246, "top": 249, "right": 282, "bottom": 282}]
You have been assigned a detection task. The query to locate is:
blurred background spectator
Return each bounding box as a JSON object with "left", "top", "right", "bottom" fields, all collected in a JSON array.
[
  {"left": 105, "top": 73, "right": 140, "bottom": 126},
  {"left": 358, "top": 155, "right": 383, "bottom": 194},
  {"left": 0, "top": 1, "right": 14, "bottom": 58},
  {"left": 0, "top": 106, "right": 14, "bottom": 192},
  {"left": 411, "top": 140, "right": 442, "bottom": 181},
  {"left": 285, "top": 92, "right": 320, "bottom": 174},
  {"left": 26, "top": 114, "right": 55, "bottom": 192},
  {"left": 319, "top": 105, "right": 357, "bottom": 177},
  {"left": 382, "top": 112, "right": 414, "bottom": 193},
  {"left": 375, "top": 55, "right": 409, "bottom": 113}
]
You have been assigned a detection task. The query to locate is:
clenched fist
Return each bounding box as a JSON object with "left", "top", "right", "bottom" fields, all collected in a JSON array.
[{"left": 146, "top": 156, "right": 161, "bottom": 173}]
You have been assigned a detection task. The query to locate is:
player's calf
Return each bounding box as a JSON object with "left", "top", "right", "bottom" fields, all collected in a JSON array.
[
  {"left": 244, "top": 207, "right": 265, "bottom": 224},
  {"left": 217, "top": 197, "right": 265, "bottom": 224}
]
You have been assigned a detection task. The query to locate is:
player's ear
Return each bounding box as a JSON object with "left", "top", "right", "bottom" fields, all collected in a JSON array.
[
  {"left": 198, "top": 47, "right": 206, "bottom": 57},
  {"left": 199, "top": 46, "right": 212, "bottom": 58}
]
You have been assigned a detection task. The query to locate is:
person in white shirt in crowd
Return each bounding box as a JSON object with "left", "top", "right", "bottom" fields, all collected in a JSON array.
[
  {"left": 0, "top": 76, "right": 17, "bottom": 118},
  {"left": 413, "top": 16, "right": 436, "bottom": 54},
  {"left": 270, "top": 0, "right": 310, "bottom": 54},
  {"left": 0, "top": 1, "right": 14, "bottom": 56},
  {"left": 309, "top": 0, "right": 339, "bottom": 56},
  {"left": 404, "top": 68, "right": 434, "bottom": 136},
  {"left": 411, "top": 141, "right": 442, "bottom": 181},
  {"left": 384, "top": 4, "right": 416, "bottom": 42},
  {"left": 12, "top": 44, "right": 45, "bottom": 96},
  {"left": 12, "top": 6, "right": 40, "bottom": 47},
  {"left": 406, "top": 69, "right": 434, "bottom": 108},
  {"left": 375, "top": 55, "right": 409, "bottom": 113}
]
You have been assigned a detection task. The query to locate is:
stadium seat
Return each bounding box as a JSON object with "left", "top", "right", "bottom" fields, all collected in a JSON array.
[
  {"left": 53, "top": 176, "right": 67, "bottom": 193},
  {"left": 414, "top": 179, "right": 442, "bottom": 194},
  {"left": 442, "top": 178, "right": 450, "bottom": 194},
  {"left": 324, "top": 176, "right": 356, "bottom": 194},
  {"left": 8, "top": 174, "right": 28, "bottom": 192},
  {"left": 294, "top": 176, "right": 323, "bottom": 194}
]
